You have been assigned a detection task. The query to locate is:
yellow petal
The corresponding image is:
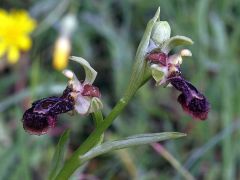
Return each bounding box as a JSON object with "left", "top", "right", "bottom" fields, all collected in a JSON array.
[
  {"left": 0, "top": 9, "right": 7, "bottom": 18},
  {"left": 11, "top": 10, "right": 36, "bottom": 33},
  {"left": 53, "top": 37, "right": 71, "bottom": 70},
  {"left": 0, "top": 41, "right": 7, "bottom": 58},
  {"left": 7, "top": 46, "right": 20, "bottom": 64},
  {"left": 18, "top": 35, "right": 31, "bottom": 51}
]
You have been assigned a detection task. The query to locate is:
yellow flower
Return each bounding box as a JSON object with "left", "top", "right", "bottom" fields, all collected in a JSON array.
[
  {"left": 53, "top": 36, "right": 71, "bottom": 70},
  {"left": 52, "top": 14, "right": 77, "bottom": 70},
  {"left": 0, "top": 9, "right": 36, "bottom": 64}
]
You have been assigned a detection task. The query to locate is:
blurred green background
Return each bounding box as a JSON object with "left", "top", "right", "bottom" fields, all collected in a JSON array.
[{"left": 0, "top": 0, "right": 240, "bottom": 179}]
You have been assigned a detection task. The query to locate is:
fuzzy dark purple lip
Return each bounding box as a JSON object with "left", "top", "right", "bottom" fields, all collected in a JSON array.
[
  {"left": 168, "top": 76, "right": 210, "bottom": 120},
  {"left": 22, "top": 86, "right": 75, "bottom": 135},
  {"left": 22, "top": 107, "right": 57, "bottom": 135}
]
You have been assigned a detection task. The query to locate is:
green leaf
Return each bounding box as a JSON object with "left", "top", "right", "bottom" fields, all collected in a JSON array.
[
  {"left": 161, "top": 35, "right": 194, "bottom": 54},
  {"left": 69, "top": 56, "right": 97, "bottom": 84},
  {"left": 124, "top": 7, "right": 160, "bottom": 100},
  {"left": 79, "top": 132, "right": 186, "bottom": 163},
  {"left": 48, "top": 130, "right": 70, "bottom": 180}
]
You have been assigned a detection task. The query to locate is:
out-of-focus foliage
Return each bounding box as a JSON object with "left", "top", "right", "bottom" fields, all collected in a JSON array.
[{"left": 0, "top": 0, "right": 240, "bottom": 179}]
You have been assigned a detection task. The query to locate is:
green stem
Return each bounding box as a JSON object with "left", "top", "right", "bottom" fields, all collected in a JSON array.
[
  {"left": 54, "top": 79, "right": 148, "bottom": 179},
  {"left": 55, "top": 97, "right": 129, "bottom": 179}
]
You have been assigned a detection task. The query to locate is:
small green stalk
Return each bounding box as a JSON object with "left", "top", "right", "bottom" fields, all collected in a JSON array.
[
  {"left": 124, "top": 7, "right": 160, "bottom": 99},
  {"left": 55, "top": 98, "right": 128, "bottom": 179},
  {"left": 54, "top": 7, "right": 160, "bottom": 179}
]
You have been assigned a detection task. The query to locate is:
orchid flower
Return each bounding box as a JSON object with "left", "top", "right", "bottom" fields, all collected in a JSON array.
[
  {"left": 22, "top": 56, "right": 102, "bottom": 135},
  {"left": 146, "top": 15, "right": 210, "bottom": 120}
]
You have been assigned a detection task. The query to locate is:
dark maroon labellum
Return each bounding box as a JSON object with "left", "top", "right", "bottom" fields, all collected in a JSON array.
[
  {"left": 81, "top": 84, "right": 101, "bottom": 98},
  {"left": 146, "top": 52, "right": 167, "bottom": 66},
  {"left": 168, "top": 76, "right": 210, "bottom": 120},
  {"left": 23, "top": 107, "right": 57, "bottom": 135},
  {"left": 178, "top": 93, "right": 209, "bottom": 120},
  {"left": 22, "top": 86, "right": 74, "bottom": 135},
  {"left": 33, "top": 97, "right": 74, "bottom": 115}
]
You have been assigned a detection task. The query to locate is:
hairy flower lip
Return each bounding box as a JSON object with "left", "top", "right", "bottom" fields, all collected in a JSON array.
[
  {"left": 22, "top": 86, "right": 75, "bottom": 135},
  {"left": 167, "top": 75, "right": 210, "bottom": 120},
  {"left": 178, "top": 93, "right": 209, "bottom": 120},
  {"left": 22, "top": 108, "right": 57, "bottom": 135},
  {"left": 32, "top": 96, "right": 74, "bottom": 115}
]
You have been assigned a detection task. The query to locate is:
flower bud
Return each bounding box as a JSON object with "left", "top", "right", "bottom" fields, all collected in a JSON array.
[
  {"left": 151, "top": 21, "right": 171, "bottom": 46},
  {"left": 52, "top": 14, "right": 77, "bottom": 70},
  {"left": 53, "top": 37, "right": 71, "bottom": 70},
  {"left": 89, "top": 97, "right": 103, "bottom": 113}
]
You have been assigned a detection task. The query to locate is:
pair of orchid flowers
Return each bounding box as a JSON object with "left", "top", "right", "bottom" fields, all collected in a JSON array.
[{"left": 22, "top": 13, "right": 209, "bottom": 135}]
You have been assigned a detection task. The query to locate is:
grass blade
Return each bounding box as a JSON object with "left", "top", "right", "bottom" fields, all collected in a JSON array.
[
  {"left": 80, "top": 132, "right": 186, "bottom": 163},
  {"left": 48, "top": 130, "right": 70, "bottom": 180}
]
